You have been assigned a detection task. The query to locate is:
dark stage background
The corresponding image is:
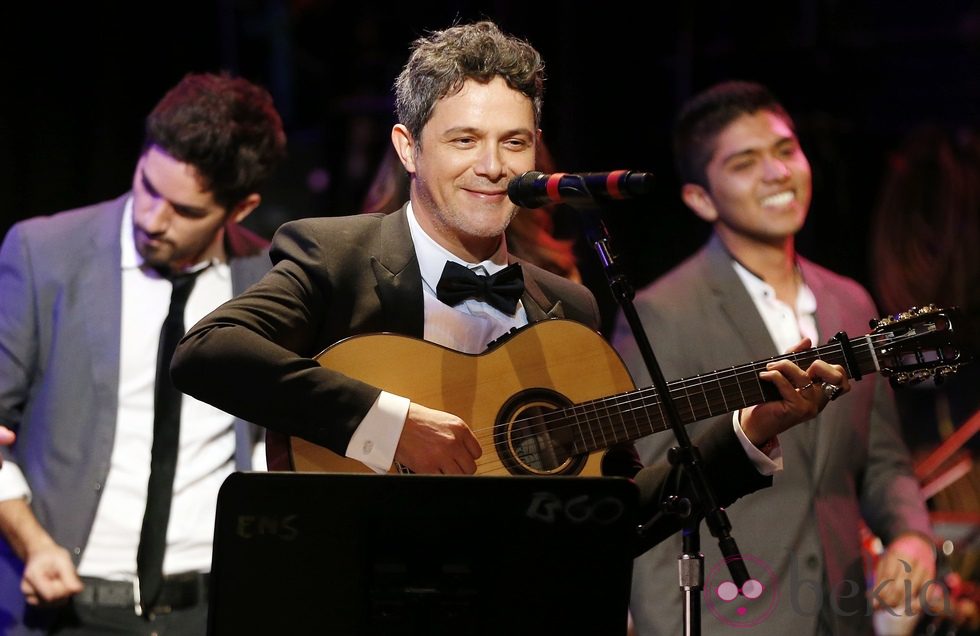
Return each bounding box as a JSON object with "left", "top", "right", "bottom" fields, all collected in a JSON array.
[
  {"left": 3, "top": 1, "right": 980, "bottom": 623},
  {"left": 3, "top": 1, "right": 978, "bottom": 332}
]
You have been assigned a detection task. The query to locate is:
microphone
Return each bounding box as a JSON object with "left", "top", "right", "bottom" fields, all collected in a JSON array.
[{"left": 508, "top": 170, "right": 654, "bottom": 208}]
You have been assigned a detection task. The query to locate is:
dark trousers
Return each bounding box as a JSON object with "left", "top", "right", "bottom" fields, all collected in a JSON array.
[{"left": 50, "top": 601, "right": 207, "bottom": 636}]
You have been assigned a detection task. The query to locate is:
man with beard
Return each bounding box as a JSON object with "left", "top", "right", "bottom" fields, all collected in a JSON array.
[{"left": 0, "top": 72, "right": 286, "bottom": 634}]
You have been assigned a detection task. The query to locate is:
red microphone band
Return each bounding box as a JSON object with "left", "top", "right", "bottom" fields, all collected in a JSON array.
[
  {"left": 542, "top": 171, "right": 631, "bottom": 203},
  {"left": 606, "top": 170, "right": 628, "bottom": 199},
  {"left": 546, "top": 172, "right": 566, "bottom": 203}
]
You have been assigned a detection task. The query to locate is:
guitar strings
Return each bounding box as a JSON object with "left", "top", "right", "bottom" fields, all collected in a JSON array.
[
  {"left": 467, "top": 329, "right": 936, "bottom": 475},
  {"left": 469, "top": 340, "right": 878, "bottom": 475}
]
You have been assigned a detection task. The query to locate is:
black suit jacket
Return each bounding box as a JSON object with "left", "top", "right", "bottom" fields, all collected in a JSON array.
[
  {"left": 172, "top": 207, "right": 771, "bottom": 544},
  {"left": 173, "top": 208, "right": 599, "bottom": 452}
]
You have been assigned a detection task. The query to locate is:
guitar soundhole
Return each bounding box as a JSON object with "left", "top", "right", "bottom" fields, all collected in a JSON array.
[{"left": 495, "top": 389, "right": 586, "bottom": 476}]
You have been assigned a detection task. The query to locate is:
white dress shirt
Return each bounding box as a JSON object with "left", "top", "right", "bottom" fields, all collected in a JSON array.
[
  {"left": 732, "top": 260, "right": 818, "bottom": 350},
  {"left": 345, "top": 204, "right": 528, "bottom": 472}
]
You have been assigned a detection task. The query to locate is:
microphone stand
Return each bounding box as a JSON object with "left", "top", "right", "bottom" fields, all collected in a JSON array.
[{"left": 561, "top": 180, "right": 751, "bottom": 636}]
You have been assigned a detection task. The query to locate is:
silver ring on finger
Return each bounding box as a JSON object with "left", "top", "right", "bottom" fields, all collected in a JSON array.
[{"left": 821, "top": 381, "right": 843, "bottom": 401}]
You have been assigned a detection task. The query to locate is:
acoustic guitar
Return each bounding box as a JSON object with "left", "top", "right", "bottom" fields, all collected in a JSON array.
[{"left": 267, "top": 305, "right": 969, "bottom": 476}]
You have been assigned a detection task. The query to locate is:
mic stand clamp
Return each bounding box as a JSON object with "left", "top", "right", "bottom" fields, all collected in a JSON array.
[{"left": 561, "top": 180, "right": 750, "bottom": 636}]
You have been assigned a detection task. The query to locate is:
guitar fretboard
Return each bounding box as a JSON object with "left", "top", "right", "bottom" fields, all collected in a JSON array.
[{"left": 557, "top": 335, "right": 881, "bottom": 456}]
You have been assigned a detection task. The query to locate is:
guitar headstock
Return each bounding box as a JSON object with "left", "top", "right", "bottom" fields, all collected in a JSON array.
[{"left": 870, "top": 305, "right": 972, "bottom": 386}]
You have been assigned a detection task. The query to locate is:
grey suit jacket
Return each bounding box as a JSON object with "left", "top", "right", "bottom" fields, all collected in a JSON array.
[
  {"left": 612, "top": 234, "right": 931, "bottom": 636},
  {"left": 0, "top": 194, "right": 270, "bottom": 634}
]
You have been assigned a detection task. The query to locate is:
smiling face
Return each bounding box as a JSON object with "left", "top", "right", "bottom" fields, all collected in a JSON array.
[
  {"left": 392, "top": 76, "right": 537, "bottom": 262},
  {"left": 682, "top": 110, "right": 812, "bottom": 251}
]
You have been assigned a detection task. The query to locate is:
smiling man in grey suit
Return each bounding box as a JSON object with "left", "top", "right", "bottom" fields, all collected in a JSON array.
[
  {"left": 614, "top": 81, "right": 935, "bottom": 636},
  {"left": 0, "top": 72, "right": 285, "bottom": 635}
]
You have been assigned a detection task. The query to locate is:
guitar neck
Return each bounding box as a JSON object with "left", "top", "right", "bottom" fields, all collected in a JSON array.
[{"left": 564, "top": 335, "right": 880, "bottom": 456}]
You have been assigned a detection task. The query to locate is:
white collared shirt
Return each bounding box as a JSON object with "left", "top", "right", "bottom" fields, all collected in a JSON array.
[
  {"left": 73, "top": 198, "right": 237, "bottom": 578},
  {"left": 732, "top": 260, "right": 818, "bottom": 351}
]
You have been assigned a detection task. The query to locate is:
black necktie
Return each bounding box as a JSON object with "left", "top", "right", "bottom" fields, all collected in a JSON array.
[
  {"left": 436, "top": 261, "right": 525, "bottom": 314},
  {"left": 136, "top": 270, "right": 200, "bottom": 615}
]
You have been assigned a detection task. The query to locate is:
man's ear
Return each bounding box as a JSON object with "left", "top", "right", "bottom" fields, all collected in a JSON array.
[
  {"left": 680, "top": 183, "right": 718, "bottom": 223},
  {"left": 391, "top": 124, "right": 418, "bottom": 174},
  {"left": 228, "top": 193, "right": 262, "bottom": 224}
]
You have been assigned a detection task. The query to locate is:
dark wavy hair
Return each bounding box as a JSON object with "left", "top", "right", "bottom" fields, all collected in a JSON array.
[
  {"left": 673, "top": 80, "right": 793, "bottom": 187},
  {"left": 143, "top": 72, "right": 287, "bottom": 210},
  {"left": 394, "top": 21, "right": 545, "bottom": 143}
]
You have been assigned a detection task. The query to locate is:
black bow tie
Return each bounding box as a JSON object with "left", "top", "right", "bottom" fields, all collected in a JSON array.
[{"left": 436, "top": 261, "right": 525, "bottom": 314}]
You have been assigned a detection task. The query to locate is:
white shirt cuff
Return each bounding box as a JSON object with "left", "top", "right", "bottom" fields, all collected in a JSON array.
[
  {"left": 732, "top": 411, "right": 783, "bottom": 476},
  {"left": 345, "top": 391, "right": 410, "bottom": 473},
  {"left": 0, "top": 460, "right": 33, "bottom": 502},
  {"left": 251, "top": 440, "right": 268, "bottom": 472}
]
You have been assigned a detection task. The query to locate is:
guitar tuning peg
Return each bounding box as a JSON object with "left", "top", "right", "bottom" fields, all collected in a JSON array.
[
  {"left": 888, "top": 371, "right": 909, "bottom": 386},
  {"left": 912, "top": 370, "right": 933, "bottom": 383},
  {"left": 934, "top": 365, "right": 961, "bottom": 385},
  {"left": 872, "top": 314, "right": 897, "bottom": 328}
]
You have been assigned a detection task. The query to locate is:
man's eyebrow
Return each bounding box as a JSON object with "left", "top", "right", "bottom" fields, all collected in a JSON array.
[
  {"left": 171, "top": 202, "right": 209, "bottom": 216},
  {"left": 719, "top": 147, "right": 761, "bottom": 165},
  {"left": 140, "top": 169, "right": 208, "bottom": 216},
  {"left": 440, "top": 126, "right": 534, "bottom": 137},
  {"left": 774, "top": 136, "right": 799, "bottom": 148},
  {"left": 140, "top": 170, "right": 160, "bottom": 196},
  {"left": 720, "top": 135, "right": 798, "bottom": 165}
]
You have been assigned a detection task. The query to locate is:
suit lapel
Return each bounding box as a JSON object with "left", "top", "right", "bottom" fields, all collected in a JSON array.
[
  {"left": 370, "top": 206, "right": 425, "bottom": 337},
  {"left": 702, "top": 236, "right": 778, "bottom": 359},
  {"left": 81, "top": 197, "right": 126, "bottom": 430},
  {"left": 517, "top": 260, "right": 565, "bottom": 323}
]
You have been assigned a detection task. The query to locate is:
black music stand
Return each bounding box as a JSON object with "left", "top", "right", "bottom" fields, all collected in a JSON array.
[{"left": 208, "top": 472, "right": 638, "bottom": 636}]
